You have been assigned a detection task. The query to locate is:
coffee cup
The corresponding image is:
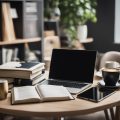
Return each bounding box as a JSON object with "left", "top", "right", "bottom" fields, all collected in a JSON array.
[
  {"left": 105, "top": 61, "right": 120, "bottom": 69},
  {"left": 0, "top": 80, "right": 8, "bottom": 100},
  {"left": 102, "top": 68, "right": 120, "bottom": 86}
]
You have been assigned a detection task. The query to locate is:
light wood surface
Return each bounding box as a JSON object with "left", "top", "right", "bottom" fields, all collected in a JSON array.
[
  {"left": 0, "top": 37, "right": 41, "bottom": 46},
  {"left": 0, "top": 80, "right": 120, "bottom": 119},
  {"left": 79, "top": 38, "right": 93, "bottom": 43},
  {"left": 70, "top": 38, "right": 93, "bottom": 50}
]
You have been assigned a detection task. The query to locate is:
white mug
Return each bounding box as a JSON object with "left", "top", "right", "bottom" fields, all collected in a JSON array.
[{"left": 105, "top": 61, "right": 120, "bottom": 69}]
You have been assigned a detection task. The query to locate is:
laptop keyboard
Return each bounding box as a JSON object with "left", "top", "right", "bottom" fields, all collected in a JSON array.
[{"left": 47, "top": 80, "right": 88, "bottom": 88}]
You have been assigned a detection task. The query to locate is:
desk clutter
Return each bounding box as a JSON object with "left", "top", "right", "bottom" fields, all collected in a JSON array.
[
  {"left": 0, "top": 56, "right": 119, "bottom": 104},
  {"left": 0, "top": 61, "right": 46, "bottom": 92},
  {"left": 0, "top": 61, "right": 74, "bottom": 104}
]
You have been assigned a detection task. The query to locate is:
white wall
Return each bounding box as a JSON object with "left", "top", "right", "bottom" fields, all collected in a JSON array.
[{"left": 114, "top": 0, "right": 120, "bottom": 43}]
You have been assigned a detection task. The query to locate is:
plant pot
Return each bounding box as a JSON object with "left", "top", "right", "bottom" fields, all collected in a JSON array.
[
  {"left": 77, "top": 25, "right": 88, "bottom": 42},
  {"left": 51, "top": 6, "right": 61, "bottom": 20}
]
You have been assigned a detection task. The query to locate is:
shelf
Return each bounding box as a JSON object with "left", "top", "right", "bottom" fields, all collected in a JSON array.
[
  {"left": 79, "top": 38, "right": 93, "bottom": 43},
  {"left": 0, "top": 37, "right": 41, "bottom": 46}
]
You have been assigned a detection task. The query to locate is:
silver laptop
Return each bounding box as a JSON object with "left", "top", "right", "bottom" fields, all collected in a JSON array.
[{"left": 41, "top": 49, "right": 97, "bottom": 94}]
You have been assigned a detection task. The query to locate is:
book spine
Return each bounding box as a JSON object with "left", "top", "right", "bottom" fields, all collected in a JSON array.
[
  {"left": 24, "top": 2, "right": 39, "bottom": 38},
  {"left": 14, "top": 78, "right": 32, "bottom": 86},
  {"left": 0, "top": 70, "right": 31, "bottom": 79}
]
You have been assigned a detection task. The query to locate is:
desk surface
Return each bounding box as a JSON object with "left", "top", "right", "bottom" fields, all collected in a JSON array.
[{"left": 0, "top": 80, "right": 120, "bottom": 118}]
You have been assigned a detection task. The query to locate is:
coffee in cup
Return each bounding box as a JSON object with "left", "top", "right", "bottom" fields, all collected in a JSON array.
[{"left": 102, "top": 68, "right": 119, "bottom": 86}]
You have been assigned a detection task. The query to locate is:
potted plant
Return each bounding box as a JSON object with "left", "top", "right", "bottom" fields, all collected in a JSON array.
[{"left": 45, "top": 0, "right": 97, "bottom": 45}]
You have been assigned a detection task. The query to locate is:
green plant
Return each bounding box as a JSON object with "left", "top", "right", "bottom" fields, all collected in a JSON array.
[{"left": 45, "top": 0, "right": 97, "bottom": 40}]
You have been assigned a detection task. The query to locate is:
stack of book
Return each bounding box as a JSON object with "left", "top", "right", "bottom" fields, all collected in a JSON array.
[{"left": 0, "top": 61, "right": 46, "bottom": 90}]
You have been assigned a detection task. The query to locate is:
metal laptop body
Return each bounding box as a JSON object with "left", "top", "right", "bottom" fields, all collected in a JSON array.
[{"left": 41, "top": 49, "right": 97, "bottom": 94}]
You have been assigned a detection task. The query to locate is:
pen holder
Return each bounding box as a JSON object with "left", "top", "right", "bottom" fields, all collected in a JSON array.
[{"left": 0, "top": 80, "right": 8, "bottom": 100}]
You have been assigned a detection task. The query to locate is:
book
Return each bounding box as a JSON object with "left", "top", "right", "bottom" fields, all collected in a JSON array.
[
  {"left": 18, "top": 72, "right": 47, "bottom": 86},
  {"left": 0, "top": 62, "right": 45, "bottom": 79},
  {"left": 2, "top": 47, "right": 7, "bottom": 64},
  {"left": 24, "top": 14, "right": 39, "bottom": 38},
  {"left": 10, "top": 8, "right": 18, "bottom": 19},
  {"left": 11, "top": 47, "right": 19, "bottom": 61},
  {"left": 6, "top": 49, "right": 13, "bottom": 62},
  {"left": 2, "top": 47, "right": 18, "bottom": 63},
  {"left": 12, "top": 71, "right": 46, "bottom": 87},
  {"left": 11, "top": 84, "right": 74, "bottom": 104},
  {"left": 26, "top": 2, "right": 37, "bottom": 13}
]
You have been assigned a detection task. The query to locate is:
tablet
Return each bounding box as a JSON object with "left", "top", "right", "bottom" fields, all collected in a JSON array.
[{"left": 77, "top": 86, "right": 117, "bottom": 102}]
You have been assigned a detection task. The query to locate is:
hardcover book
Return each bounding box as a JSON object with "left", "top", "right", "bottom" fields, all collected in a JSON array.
[
  {"left": 0, "top": 62, "right": 45, "bottom": 79},
  {"left": 11, "top": 84, "right": 74, "bottom": 104},
  {"left": 14, "top": 72, "right": 47, "bottom": 86}
]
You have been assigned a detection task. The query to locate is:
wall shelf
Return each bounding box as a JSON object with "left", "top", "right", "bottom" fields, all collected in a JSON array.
[
  {"left": 79, "top": 38, "right": 93, "bottom": 43},
  {"left": 0, "top": 37, "right": 41, "bottom": 46}
]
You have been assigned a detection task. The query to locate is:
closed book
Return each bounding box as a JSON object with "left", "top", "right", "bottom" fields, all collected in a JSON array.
[
  {"left": 18, "top": 73, "right": 46, "bottom": 86},
  {"left": 11, "top": 84, "right": 74, "bottom": 105},
  {"left": 0, "top": 62, "right": 45, "bottom": 79},
  {"left": 24, "top": 14, "right": 39, "bottom": 38}
]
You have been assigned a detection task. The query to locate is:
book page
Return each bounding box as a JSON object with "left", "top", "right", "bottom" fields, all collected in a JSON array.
[
  {"left": 12, "top": 86, "right": 40, "bottom": 104},
  {"left": 36, "top": 84, "right": 74, "bottom": 101}
]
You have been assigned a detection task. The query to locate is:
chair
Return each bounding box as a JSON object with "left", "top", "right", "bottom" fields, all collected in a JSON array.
[{"left": 99, "top": 51, "right": 120, "bottom": 69}]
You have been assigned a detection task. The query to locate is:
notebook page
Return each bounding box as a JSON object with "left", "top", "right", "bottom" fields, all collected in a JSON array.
[
  {"left": 36, "top": 84, "right": 74, "bottom": 101},
  {"left": 13, "top": 86, "right": 40, "bottom": 101}
]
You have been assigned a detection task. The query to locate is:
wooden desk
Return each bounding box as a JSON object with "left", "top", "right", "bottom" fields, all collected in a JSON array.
[{"left": 0, "top": 81, "right": 120, "bottom": 120}]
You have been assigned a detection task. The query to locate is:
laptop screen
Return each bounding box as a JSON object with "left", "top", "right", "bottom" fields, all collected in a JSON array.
[{"left": 49, "top": 49, "right": 97, "bottom": 83}]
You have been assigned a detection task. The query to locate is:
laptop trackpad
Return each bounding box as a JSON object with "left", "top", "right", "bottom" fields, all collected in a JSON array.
[
  {"left": 67, "top": 84, "right": 91, "bottom": 94},
  {"left": 66, "top": 87, "right": 83, "bottom": 94}
]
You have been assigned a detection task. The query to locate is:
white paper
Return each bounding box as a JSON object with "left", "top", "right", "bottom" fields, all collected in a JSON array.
[
  {"left": 14, "top": 86, "right": 40, "bottom": 101},
  {"left": 37, "top": 84, "right": 73, "bottom": 100}
]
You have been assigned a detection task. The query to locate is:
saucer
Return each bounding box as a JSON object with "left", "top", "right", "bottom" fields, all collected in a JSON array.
[
  {"left": 98, "top": 80, "right": 120, "bottom": 88},
  {"left": 95, "top": 71, "right": 102, "bottom": 78}
]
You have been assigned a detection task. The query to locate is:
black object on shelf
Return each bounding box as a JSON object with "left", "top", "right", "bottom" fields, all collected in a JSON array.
[{"left": 44, "top": 20, "right": 60, "bottom": 36}]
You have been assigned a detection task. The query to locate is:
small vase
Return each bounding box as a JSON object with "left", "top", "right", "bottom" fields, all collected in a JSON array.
[
  {"left": 77, "top": 25, "right": 88, "bottom": 42},
  {"left": 51, "top": 6, "right": 61, "bottom": 20}
]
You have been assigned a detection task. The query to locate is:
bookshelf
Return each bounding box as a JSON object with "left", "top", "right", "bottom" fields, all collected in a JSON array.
[
  {"left": 0, "top": 37, "right": 41, "bottom": 46},
  {"left": 0, "top": 0, "right": 44, "bottom": 64}
]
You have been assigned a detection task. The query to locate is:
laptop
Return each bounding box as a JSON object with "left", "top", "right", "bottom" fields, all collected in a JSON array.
[{"left": 41, "top": 49, "right": 97, "bottom": 94}]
